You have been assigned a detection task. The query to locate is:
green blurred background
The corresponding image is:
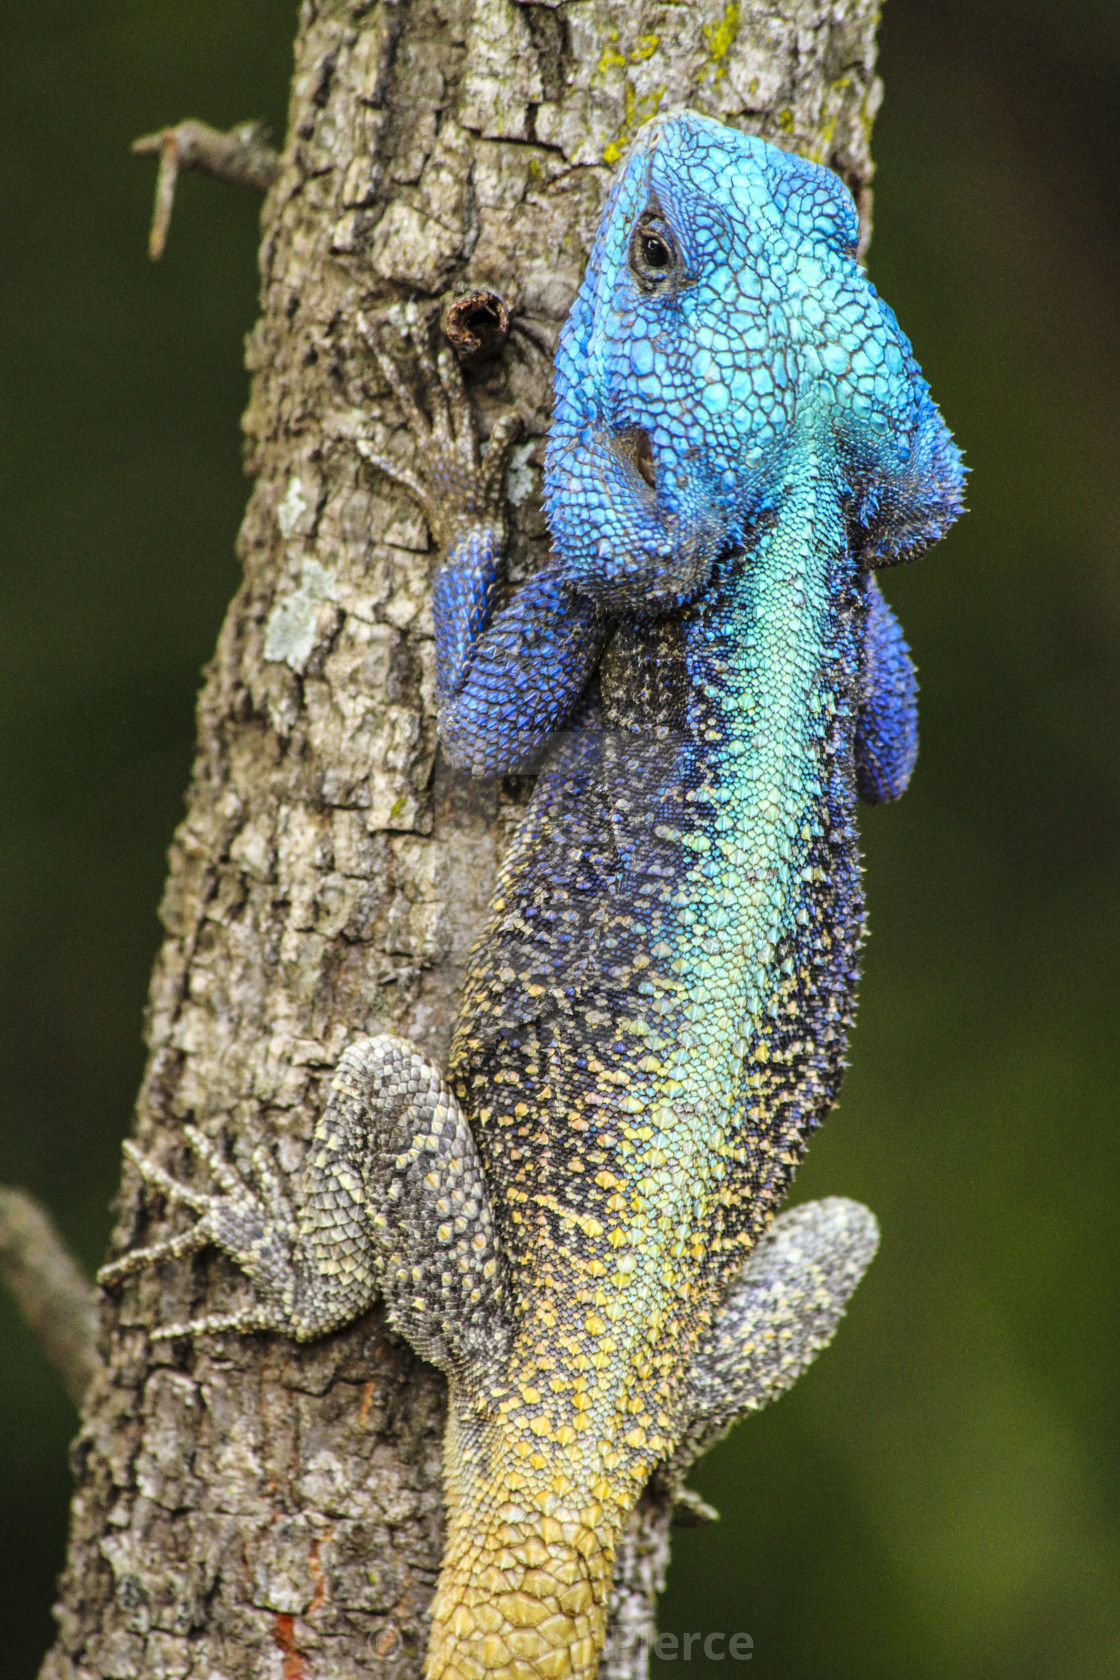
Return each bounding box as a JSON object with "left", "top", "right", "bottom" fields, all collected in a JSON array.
[{"left": 2, "top": 2, "right": 1117, "bottom": 1675}]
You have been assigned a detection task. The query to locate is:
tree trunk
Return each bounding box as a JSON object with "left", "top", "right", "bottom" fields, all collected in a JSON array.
[{"left": 42, "top": 4, "right": 882, "bottom": 1676}]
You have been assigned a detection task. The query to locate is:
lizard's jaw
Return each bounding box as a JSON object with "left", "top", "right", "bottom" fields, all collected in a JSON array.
[{"left": 545, "top": 421, "right": 722, "bottom": 613}]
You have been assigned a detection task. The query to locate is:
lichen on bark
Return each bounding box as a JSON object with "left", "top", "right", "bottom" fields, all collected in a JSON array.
[{"left": 42, "top": 3, "right": 882, "bottom": 1676}]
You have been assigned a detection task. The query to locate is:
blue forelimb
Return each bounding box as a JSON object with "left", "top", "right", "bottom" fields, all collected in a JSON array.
[
  {"left": 435, "top": 534, "right": 919, "bottom": 802},
  {"left": 855, "top": 574, "right": 918, "bottom": 804},
  {"left": 434, "top": 531, "right": 609, "bottom": 777}
]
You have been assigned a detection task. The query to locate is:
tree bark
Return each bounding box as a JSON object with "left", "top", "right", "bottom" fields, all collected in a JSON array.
[{"left": 42, "top": 4, "right": 882, "bottom": 1676}]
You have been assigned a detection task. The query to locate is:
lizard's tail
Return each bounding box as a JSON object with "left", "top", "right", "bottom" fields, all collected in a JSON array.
[{"left": 424, "top": 1494, "right": 616, "bottom": 1680}]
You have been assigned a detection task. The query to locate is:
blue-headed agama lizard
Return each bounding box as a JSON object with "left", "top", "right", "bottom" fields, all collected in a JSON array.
[{"left": 99, "top": 112, "right": 964, "bottom": 1680}]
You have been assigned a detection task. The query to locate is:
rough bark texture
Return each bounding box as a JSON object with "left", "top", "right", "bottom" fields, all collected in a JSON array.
[{"left": 43, "top": 4, "right": 882, "bottom": 1676}]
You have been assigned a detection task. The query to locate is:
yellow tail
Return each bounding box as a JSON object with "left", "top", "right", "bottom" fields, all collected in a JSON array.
[{"left": 425, "top": 1493, "right": 617, "bottom": 1680}]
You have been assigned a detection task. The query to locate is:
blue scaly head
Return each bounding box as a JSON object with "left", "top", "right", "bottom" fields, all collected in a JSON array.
[{"left": 545, "top": 108, "right": 964, "bottom": 610}]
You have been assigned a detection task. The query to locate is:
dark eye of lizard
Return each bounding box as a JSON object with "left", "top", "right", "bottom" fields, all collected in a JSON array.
[{"left": 629, "top": 219, "right": 678, "bottom": 286}]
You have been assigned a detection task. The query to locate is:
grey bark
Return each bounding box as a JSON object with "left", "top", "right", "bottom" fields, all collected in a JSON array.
[{"left": 42, "top": 3, "right": 882, "bottom": 1677}]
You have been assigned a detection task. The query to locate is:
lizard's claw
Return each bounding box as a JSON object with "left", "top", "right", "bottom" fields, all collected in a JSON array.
[
  {"left": 97, "top": 1127, "right": 304, "bottom": 1339},
  {"left": 356, "top": 314, "right": 522, "bottom": 554}
]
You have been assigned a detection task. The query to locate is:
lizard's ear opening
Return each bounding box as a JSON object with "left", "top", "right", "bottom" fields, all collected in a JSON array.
[
  {"left": 616, "top": 426, "right": 657, "bottom": 489},
  {"left": 853, "top": 392, "right": 966, "bottom": 567}
]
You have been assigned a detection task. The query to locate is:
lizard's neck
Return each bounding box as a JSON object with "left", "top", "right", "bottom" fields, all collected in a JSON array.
[
  {"left": 596, "top": 449, "right": 864, "bottom": 1269},
  {"left": 673, "top": 453, "right": 860, "bottom": 1030}
]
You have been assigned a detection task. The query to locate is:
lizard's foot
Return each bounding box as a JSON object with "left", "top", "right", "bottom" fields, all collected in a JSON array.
[
  {"left": 356, "top": 314, "right": 522, "bottom": 554},
  {"left": 672, "top": 1197, "right": 880, "bottom": 1473},
  {"left": 98, "top": 1124, "right": 311, "bottom": 1340},
  {"left": 100, "top": 1038, "right": 510, "bottom": 1367},
  {"left": 356, "top": 318, "right": 526, "bottom": 717}
]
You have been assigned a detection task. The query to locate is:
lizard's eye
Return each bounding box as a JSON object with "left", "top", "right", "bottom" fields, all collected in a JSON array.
[
  {"left": 639, "top": 233, "right": 671, "bottom": 270},
  {"left": 629, "top": 217, "right": 679, "bottom": 288}
]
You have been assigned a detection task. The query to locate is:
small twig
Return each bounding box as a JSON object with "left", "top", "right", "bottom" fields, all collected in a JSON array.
[
  {"left": 132, "top": 119, "right": 280, "bottom": 260},
  {"left": 0, "top": 1186, "right": 99, "bottom": 1407}
]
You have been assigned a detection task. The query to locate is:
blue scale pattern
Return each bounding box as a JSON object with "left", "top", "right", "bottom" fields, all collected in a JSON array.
[{"left": 435, "top": 111, "right": 964, "bottom": 1531}]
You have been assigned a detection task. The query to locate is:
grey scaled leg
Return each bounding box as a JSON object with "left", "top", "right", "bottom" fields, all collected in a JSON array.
[
  {"left": 99, "top": 1036, "right": 510, "bottom": 1376},
  {"left": 672, "top": 1198, "right": 880, "bottom": 1474},
  {"left": 324, "top": 1036, "right": 510, "bottom": 1375}
]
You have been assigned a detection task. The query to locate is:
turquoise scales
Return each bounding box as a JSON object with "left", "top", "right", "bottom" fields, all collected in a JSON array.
[{"left": 100, "top": 113, "right": 963, "bottom": 1680}]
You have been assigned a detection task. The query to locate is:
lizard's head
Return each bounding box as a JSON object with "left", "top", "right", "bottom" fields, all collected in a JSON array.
[{"left": 545, "top": 109, "right": 964, "bottom": 609}]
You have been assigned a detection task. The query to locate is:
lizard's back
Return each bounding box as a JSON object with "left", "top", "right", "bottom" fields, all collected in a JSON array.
[
  {"left": 436, "top": 549, "right": 869, "bottom": 1679},
  {"left": 429, "top": 110, "right": 963, "bottom": 1680},
  {"left": 448, "top": 519, "right": 863, "bottom": 1431}
]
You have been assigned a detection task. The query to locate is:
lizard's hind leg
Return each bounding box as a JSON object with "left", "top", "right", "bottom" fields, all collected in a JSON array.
[
  {"left": 672, "top": 1198, "right": 880, "bottom": 1474},
  {"left": 98, "top": 1113, "right": 359, "bottom": 1341},
  {"left": 99, "top": 1036, "right": 510, "bottom": 1370},
  {"left": 322, "top": 1035, "right": 511, "bottom": 1377}
]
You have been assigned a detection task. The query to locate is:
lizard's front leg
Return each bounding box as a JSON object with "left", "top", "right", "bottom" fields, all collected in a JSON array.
[
  {"left": 360, "top": 321, "right": 612, "bottom": 776},
  {"left": 99, "top": 1038, "right": 509, "bottom": 1376}
]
